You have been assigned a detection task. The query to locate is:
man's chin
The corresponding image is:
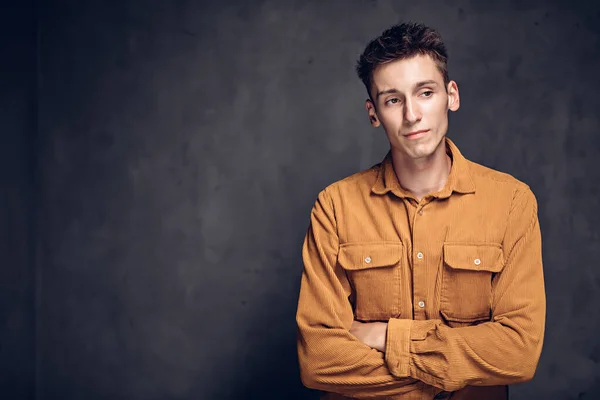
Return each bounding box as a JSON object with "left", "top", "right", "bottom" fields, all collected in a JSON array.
[
  {"left": 406, "top": 136, "right": 446, "bottom": 158},
  {"left": 391, "top": 147, "right": 433, "bottom": 161},
  {"left": 403, "top": 143, "right": 436, "bottom": 159}
]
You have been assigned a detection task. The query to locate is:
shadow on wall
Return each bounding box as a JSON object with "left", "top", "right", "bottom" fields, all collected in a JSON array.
[{"left": 217, "top": 274, "right": 321, "bottom": 400}]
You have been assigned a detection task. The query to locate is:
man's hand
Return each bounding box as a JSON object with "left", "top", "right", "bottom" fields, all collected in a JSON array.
[{"left": 350, "top": 321, "right": 388, "bottom": 352}]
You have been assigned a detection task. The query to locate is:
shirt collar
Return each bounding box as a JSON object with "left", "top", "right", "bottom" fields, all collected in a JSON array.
[{"left": 371, "top": 137, "right": 476, "bottom": 199}]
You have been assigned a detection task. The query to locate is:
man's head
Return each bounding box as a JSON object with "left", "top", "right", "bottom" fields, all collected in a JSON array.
[{"left": 356, "top": 23, "right": 460, "bottom": 160}]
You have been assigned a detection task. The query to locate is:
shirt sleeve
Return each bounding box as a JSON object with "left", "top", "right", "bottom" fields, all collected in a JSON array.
[
  {"left": 296, "top": 188, "right": 437, "bottom": 399},
  {"left": 385, "top": 186, "right": 546, "bottom": 391}
]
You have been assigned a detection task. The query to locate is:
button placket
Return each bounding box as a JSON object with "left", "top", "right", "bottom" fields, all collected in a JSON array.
[
  {"left": 412, "top": 199, "right": 432, "bottom": 319},
  {"left": 413, "top": 246, "right": 426, "bottom": 316}
]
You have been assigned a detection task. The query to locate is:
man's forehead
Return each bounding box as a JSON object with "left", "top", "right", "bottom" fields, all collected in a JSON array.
[{"left": 372, "top": 55, "right": 443, "bottom": 90}]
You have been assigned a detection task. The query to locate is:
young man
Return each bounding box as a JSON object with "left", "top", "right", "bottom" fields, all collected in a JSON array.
[{"left": 296, "top": 23, "right": 546, "bottom": 400}]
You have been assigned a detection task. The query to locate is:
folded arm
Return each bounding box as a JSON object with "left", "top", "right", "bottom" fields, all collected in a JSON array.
[
  {"left": 296, "top": 188, "right": 436, "bottom": 399},
  {"left": 385, "top": 186, "right": 546, "bottom": 391}
]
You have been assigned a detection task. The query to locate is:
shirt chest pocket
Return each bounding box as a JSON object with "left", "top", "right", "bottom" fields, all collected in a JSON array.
[
  {"left": 338, "top": 242, "right": 403, "bottom": 321},
  {"left": 441, "top": 243, "right": 505, "bottom": 325}
]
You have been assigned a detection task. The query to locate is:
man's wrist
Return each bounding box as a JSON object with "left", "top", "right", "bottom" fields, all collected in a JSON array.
[{"left": 385, "top": 318, "right": 413, "bottom": 377}]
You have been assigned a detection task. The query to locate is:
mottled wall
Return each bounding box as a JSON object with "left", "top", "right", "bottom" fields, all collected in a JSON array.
[
  {"left": 35, "top": 1, "right": 600, "bottom": 399},
  {"left": 0, "top": 2, "right": 36, "bottom": 399}
]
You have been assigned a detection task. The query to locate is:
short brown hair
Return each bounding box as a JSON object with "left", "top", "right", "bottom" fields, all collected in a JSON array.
[{"left": 356, "top": 22, "right": 449, "bottom": 99}]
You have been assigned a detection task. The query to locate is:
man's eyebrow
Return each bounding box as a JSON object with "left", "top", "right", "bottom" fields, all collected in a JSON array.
[
  {"left": 414, "top": 80, "right": 439, "bottom": 89},
  {"left": 375, "top": 88, "right": 400, "bottom": 100},
  {"left": 375, "top": 80, "right": 439, "bottom": 100}
]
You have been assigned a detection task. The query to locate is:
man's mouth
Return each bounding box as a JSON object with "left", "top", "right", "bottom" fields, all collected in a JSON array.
[{"left": 404, "top": 129, "right": 429, "bottom": 139}]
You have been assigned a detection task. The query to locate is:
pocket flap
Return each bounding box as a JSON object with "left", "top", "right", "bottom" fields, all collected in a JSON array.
[
  {"left": 443, "top": 243, "right": 504, "bottom": 272},
  {"left": 338, "top": 242, "right": 403, "bottom": 270}
]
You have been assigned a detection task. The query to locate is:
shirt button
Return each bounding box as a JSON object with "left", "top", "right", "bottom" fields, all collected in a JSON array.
[
  {"left": 417, "top": 252, "right": 424, "bottom": 259},
  {"left": 474, "top": 258, "right": 481, "bottom": 265},
  {"left": 365, "top": 257, "right": 372, "bottom": 264},
  {"left": 418, "top": 301, "right": 425, "bottom": 308},
  {"left": 418, "top": 209, "right": 423, "bottom": 215}
]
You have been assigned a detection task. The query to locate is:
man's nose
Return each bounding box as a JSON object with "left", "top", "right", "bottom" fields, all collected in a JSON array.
[{"left": 404, "top": 99, "right": 422, "bottom": 124}]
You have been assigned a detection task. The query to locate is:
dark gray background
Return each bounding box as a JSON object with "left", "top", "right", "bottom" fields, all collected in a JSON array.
[
  {"left": 1, "top": 2, "right": 36, "bottom": 400},
  {"left": 2, "top": 0, "right": 599, "bottom": 399}
]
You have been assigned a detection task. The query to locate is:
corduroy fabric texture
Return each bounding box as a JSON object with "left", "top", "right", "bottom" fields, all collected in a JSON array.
[{"left": 296, "top": 137, "right": 545, "bottom": 400}]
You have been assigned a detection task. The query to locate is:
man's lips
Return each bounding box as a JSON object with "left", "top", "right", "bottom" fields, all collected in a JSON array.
[{"left": 404, "top": 129, "right": 429, "bottom": 139}]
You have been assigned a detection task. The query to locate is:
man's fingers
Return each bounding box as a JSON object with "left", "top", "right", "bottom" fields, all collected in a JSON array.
[{"left": 349, "top": 321, "right": 361, "bottom": 336}]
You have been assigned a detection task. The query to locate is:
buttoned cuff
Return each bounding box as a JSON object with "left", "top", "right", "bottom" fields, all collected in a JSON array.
[{"left": 385, "top": 318, "right": 413, "bottom": 377}]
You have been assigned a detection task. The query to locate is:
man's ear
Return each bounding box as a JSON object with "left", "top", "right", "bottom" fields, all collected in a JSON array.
[
  {"left": 447, "top": 80, "right": 460, "bottom": 112},
  {"left": 366, "top": 99, "right": 381, "bottom": 127}
]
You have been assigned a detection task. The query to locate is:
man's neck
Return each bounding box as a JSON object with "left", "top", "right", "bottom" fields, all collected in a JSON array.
[{"left": 391, "top": 140, "right": 452, "bottom": 201}]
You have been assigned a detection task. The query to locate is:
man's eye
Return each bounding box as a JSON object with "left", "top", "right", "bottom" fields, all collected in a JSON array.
[
  {"left": 386, "top": 98, "right": 400, "bottom": 105},
  {"left": 421, "top": 91, "right": 433, "bottom": 97}
]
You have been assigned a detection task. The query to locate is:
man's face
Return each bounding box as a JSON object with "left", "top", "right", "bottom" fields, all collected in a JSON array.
[{"left": 366, "top": 54, "right": 460, "bottom": 160}]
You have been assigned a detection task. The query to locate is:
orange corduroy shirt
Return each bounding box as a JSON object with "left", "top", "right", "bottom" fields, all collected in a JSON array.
[{"left": 296, "top": 137, "right": 546, "bottom": 400}]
